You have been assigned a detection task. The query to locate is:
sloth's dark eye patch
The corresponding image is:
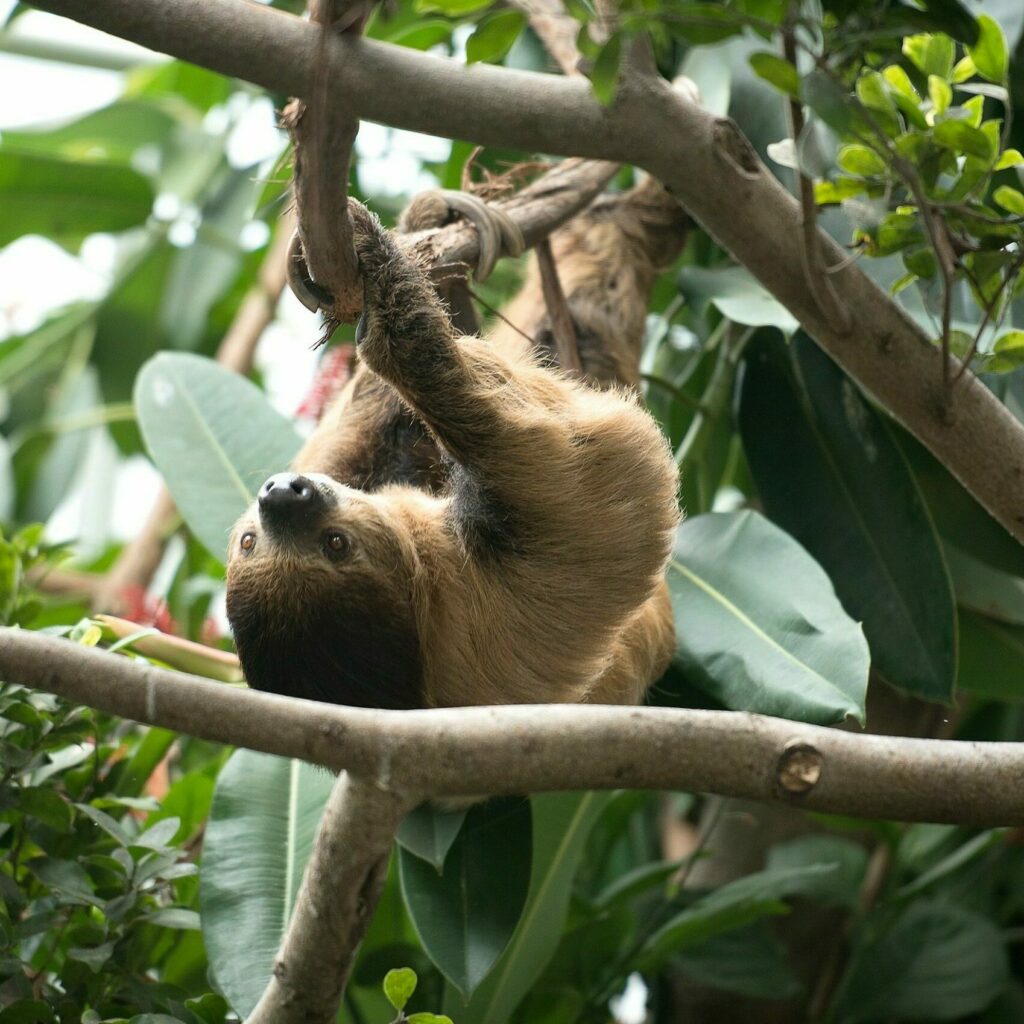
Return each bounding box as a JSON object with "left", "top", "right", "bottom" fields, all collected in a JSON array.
[
  {"left": 240, "top": 532, "right": 256, "bottom": 553},
  {"left": 324, "top": 530, "right": 350, "bottom": 558}
]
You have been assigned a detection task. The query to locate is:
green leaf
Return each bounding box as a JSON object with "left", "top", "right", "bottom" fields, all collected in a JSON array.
[
  {"left": 831, "top": 903, "right": 1008, "bottom": 1023},
  {"left": 383, "top": 967, "right": 418, "bottom": 1011},
  {"left": 397, "top": 803, "right": 467, "bottom": 871},
  {"left": 407, "top": 1015, "right": 453, "bottom": 1024},
  {"left": 968, "top": 14, "right": 1008, "bottom": 82},
  {"left": 738, "top": 333, "right": 957, "bottom": 702},
  {"left": 676, "top": 266, "right": 799, "bottom": 333},
  {"left": 400, "top": 798, "right": 531, "bottom": 996},
  {"left": 933, "top": 119, "right": 995, "bottom": 159},
  {"left": 946, "top": 543, "right": 1024, "bottom": 625},
  {"left": 134, "top": 353, "right": 302, "bottom": 559},
  {"left": 988, "top": 329, "right": 1024, "bottom": 372},
  {"left": 200, "top": 751, "right": 334, "bottom": 1018},
  {"left": 0, "top": 151, "right": 154, "bottom": 249},
  {"left": 814, "top": 178, "right": 868, "bottom": 205},
  {"left": 902, "top": 33, "right": 956, "bottom": 79},
  {"left": 1, "top": 100, "right": 177, "bottom": 164},
  {"left": 765, "top": 836, "right": 868, "bottom": 908},
  {"left": 837, "top": 144, "right": 886, "bottom": 176},
  {"left": 415, "top": 0, "right": 491, "bottom": 12},
  {"left": 641, "top": 863, "right": 840, "bottom": 966},
  {"left": 957, "top": 608, "right": 1024, "bottom": 701},
  {"left": 856, "top": 70, "right": 896, "bottom": 113},
  {"left": 748, "top": 52, "right": 799, "bottom": 97},
  {"left": 802, "top": 68, "right": 855, "bottom": 133},
  {"left": 951, "top": 54, "right": 977, "bottom": 82},
  {"left": 995, "top": 148, "right": 1024, "bottom": 169},
  {"left": 466, "top": 10, "right": 525, "bottom": 64},
  {"left": 919, "top": 0, "right": 979, "bottom": 45},
  {"left": 928, "top": 74, "right": 952, "bottom": 114},
  {"left": 450, "top": 792, "right": 609, "bottom": 1024},
  {"left": 669, "top": 509, "right": 869, "bottom": 723},
  {"left": 589, "top": 32, "right": 622, "bottom": 106},
  {"left": 675, "top": 924, "right": 801, "bottom": 999},
  {"left": 993, "top": 186, "right": 1024, "bottom": 215}
]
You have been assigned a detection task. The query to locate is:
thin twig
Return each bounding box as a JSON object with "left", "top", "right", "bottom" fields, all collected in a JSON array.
[{"left": 536, "top": 236, "right": 583, "bottom": 373}]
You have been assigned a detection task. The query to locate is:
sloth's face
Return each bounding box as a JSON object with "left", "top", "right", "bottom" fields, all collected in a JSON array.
[{"left": 225, "top": 472, "right": 423, "bottom": 709}]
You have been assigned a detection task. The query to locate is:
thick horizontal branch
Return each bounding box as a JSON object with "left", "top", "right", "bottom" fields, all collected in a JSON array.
[
  {"left": 2, "top": 630, "right": 1023, "bottom": 826},
  {"left": 24, "top": 0, "right": 1024, "bottom": 547}
]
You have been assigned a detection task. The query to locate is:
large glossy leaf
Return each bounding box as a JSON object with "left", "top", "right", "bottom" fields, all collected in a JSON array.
[
  {"left": 134, "top": 352, "right": 302, "bottom": 559},
  {"left": 738, "top": 332, "right": 956, "bottom": 702},
  {"left": 945, "top": 543, "right": 1024, "bottom": 625},
  {"left": 0, "top": 151, "right": 154, "bottom": 249},
  {"left": 400, "top": 797, "right": 531, "bottom": 997},
  {"left": 895, "top": 427, "right": 1024, "bottom": 576},
  {"left": 1, "top": 100, "right": 178, "bottom": 164},
  {"left": 676, "top": 266, "right": 799, "bottom": 334},
  {"left": 669, "top": 510, "right": 869, "bottom": 724},
  {"left": 957, "top": 609, "right": 1024, "bottom": 701},
  {"left": 830, "top": 902, "right": 1009, "bottom": 1023},
  {"left": 449, "top": 792, "right": 610, "bottom": 1024},
  {"left": 640, "top": 863, "right": 841, "bottom": 967},
  {"left": 199, "top": 751, "right": 333, "bottom": 1018},
  {"left": 397, "top": 803, "right": 468, "bottom": 871}
]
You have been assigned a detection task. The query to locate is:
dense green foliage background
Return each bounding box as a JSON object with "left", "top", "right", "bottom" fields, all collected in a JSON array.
[{"left": 3, "top": 0, "right": 1024, "bottom": 1021}]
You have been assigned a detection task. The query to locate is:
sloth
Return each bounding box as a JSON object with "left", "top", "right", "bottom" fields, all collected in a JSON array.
[{"left": 225, "top": 180, "right": 686, "bottom": 710}]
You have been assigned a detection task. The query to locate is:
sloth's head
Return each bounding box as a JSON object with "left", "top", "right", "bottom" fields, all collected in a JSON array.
[{"left": 225, "top": 472, "right": 422, "bottom": 709}]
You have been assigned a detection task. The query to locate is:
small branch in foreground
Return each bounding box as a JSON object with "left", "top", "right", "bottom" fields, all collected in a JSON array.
[
  {"left": 2, "top": 629, "right": 1024, "bottom": 826},
  {"left": 512, "top": 0, "right": 582, "bottom": 76},
  {"left": 535, "top": 237, "right": 583, "bottom": 373},
  {"left": 247, "top": 772, "right": 412, "bottom": 1024}
]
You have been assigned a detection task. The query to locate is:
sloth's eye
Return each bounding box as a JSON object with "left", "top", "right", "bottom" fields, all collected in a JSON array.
[
  {"left": 240, "top": 532, "right": 256, "bottom": 553},
  {"left": 324, "top": 531, "right": 350, "bottom": 558}
]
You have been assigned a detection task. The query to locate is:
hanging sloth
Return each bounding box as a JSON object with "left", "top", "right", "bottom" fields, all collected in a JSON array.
[{"left": 225, "top": 178, "right": 687, "bottom": 710}]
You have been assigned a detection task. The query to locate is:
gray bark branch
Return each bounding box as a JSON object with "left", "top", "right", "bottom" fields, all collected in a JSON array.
[
  {"left": 2, "top": 629, "right": 1024, "bottom": 826},
  {"left": 23, "top": 0, "right": 1024, "bottom": 546}
]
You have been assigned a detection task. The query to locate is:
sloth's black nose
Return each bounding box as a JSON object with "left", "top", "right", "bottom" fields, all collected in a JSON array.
[{"left": 258, "top": 473, "right": 322, "bottom": 529}]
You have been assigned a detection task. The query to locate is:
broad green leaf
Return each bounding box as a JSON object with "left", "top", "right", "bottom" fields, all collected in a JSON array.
[
  {"left": 837, "top": 144, "right": 886, "bottom": 176},
  {"left": 449, "top": 792, "right": 609, "bottom": 1024},
  {"left": 902, "top": 33, "right": 955, "bottom": 79},
  {"left": 748, "top": 52, "right": 799, "bottom": 97},
  {"left": 945, "top": 543, "right": 1024, "bottom": 624},
  {"left": 765, "top": 836, "right": 868, "bottom": 908},
  {"left": 951, "top": 54, "right": 977, "bottom": 82},
  {"left": 676, "top": 266, "right": 799, "bottom": 333},
  {"left": 415, "top": 0, "right": 491, "bottom": 12},
  {"left": 993, "top": 186, "right": 1024, "bottom": 215},
  {"left": 1, "top": 100, "right": 178, "bottom": 164},
  {"left": 831, "top": 903, "right": 1008, "bottom": 1023},
  {"left": 134, "top": 352, "right": 302, "bottom": 559},
  {"left": 383, "top": 967, "right": 417, "bottom": 1011},
  {"left": 928, "top": 74, "right": 952, "bottom": 114},
  {"left": 200, "top": 751, "right": 334, "bottom": 1019},
  {"left": 641, "top": 863, "right": 840, "bottom": 966},
  {"left": 896, "top": 428, "right": 1024, "bottom": 576},
  {"left": 957, "top": 609, "right": 1024, "bottom": 701},
  {"left": 856, "top": 70, "right": 896, "bottom": 113},
  {"left": 401, "top": 798, "right": 531, "bottom": 996},
  {"left": 802, "top": 68, "right": 855, "bottom": 133},
  {"left": 589, "top": 32, "right": 622, "bottom": 106},
  {"left": 466, "top": 10, "right": 525, "bottom": 64},
  {"left": 995, "top": 148, "right": 1024, "bottom": 169},
  {"left": 397, "top": 803, "right": 467, "bottom": 871},
  {"left": 988, "top": 329, "right": 1024, "bottom": 372},
  {"left": 918, "top": 0, "right": 980, "bottom": 44},
  {"left": 674, "top": 924, "right": 801, "bottom": 1000},
  {"left": 669, "top": 509, "right": 869, "bottom": 723},
  {"left": 968, "top": 14, "right": 1008, "bottom": 82},
  {"left": 933, "top": 119, "right": 994, "bottom": 159},
  {"left": 659, "top": 3, "right": 744, "bottom": 44},
  {"left": 738, "top": 333, "right": 956, "bottom": 702},
  {"left": 815, "top": 178, "right": 867, "bottom": 205},
  {"left": 0, "top": 152, "right": 154, "bottom": 249},
  {"left": 883, "top": 65, "right": 920, "bottom": 100}
]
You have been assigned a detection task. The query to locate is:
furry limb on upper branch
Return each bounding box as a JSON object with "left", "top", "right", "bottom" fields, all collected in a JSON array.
[
  {"left": 25, "top": 0, "right": 1024, "bottom": 548},
  {"left": 2, "top": 629, "right": 1024, "bottom": 826}
]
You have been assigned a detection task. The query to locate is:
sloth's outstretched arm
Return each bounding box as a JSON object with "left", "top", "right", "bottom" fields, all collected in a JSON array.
[{"left": 350, "top": 203, "right": 550, "bottom": 482}]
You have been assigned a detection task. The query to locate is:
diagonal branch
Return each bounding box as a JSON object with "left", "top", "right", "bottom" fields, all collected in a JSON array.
[
  {"left": 24, "top": 0, "right": 1024, "bottom": 548},
  {"left": 3, "top": 629, "right": 1024, "bottom": 826}
]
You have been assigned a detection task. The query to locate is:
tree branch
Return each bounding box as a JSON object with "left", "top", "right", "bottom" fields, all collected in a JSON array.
[
  {"left": 2, "top": 629, "right": 1024, "bottom": 826},
  {"left": 248, "top": 772, "right": 411, "bottom": 1024},
  {"left": 23, "top": 0, "right": 1024, "bottom": 547}
]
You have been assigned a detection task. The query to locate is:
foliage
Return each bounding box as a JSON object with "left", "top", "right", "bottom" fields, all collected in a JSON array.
[{"left": 3, "top": 0, "right": 1024, "bottom": 1021}]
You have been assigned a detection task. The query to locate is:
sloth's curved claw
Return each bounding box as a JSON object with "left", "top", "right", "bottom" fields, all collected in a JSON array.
[
  {"left": 400, "top": 189, "right": 525, "bottom": 282},
  {"left": 287, "top": 230, "right": 335, "bottom": 313}
]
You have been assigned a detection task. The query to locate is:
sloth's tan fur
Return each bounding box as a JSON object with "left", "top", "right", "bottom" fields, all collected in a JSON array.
[{"left": 226, "top": 179, "right": 686, "bottom": 710}]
